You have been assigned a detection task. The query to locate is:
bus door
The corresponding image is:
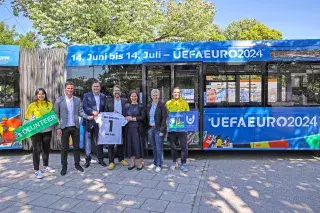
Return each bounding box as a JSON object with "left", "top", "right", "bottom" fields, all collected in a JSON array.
[{"left": 144, "top": 64, "right": 202, "bottom": 149}]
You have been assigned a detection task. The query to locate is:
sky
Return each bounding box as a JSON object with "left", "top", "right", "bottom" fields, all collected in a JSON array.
[{"left": 0, "top": 0, "right": 319, "bottom": 40}]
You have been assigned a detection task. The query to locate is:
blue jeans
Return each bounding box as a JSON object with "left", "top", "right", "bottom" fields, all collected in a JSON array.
[
  {"left": 85, "top": 128, "right": 103, "bottom": 162},
  {"left": 148, "top": 128, "right": 164, "bottom": 167}
]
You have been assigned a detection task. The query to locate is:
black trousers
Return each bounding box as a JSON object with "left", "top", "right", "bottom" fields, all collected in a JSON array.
[
  {"left": 108, "top": 127, "right": 125, "bottom": 163},
  {"left": 168, "top": 132, "right": 188, "bottom": 164},
  {"left": 31, "top": 131, "right": 52, "bottom": 171},
  {"left": 108, "top": 144, "right": 124, "bottom": 163},
  {"left": 86, "top": 126, "right": 104, "bottom": 162},
  {"left": 61, "top": 126, "right": 80, "bottom": 167}
]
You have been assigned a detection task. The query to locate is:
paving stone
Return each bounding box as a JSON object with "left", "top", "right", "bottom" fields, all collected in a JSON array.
[
  {"left": 9, "top": 179, "right": 33, "bottom": 189},
  {"left": 118, "top": 195, "right": 146, "bottom": 209},
  {"left": 0, "top": 203, "right": 32, "bottom": 213},
  {"left": 190, "top": 178, "right": 201, "bottom": 186},
  {"left": 0, "top": 187, "right": 10, "bottom": 194},
  {"left": 24, "top": 182, "right": 53, "bottom": 192},
  {"left": 136, "top": 172, "right": 156, "bottom": 180},
  {"left": 97, "top": 193, "right": 125, "bottom": 205},
  {"left": 138, "top": 188, "right": 163, "bottom": 199},
  {"left": 183, "top": 193, "right": 196, "bottom": 204},
  {"left": 30, "top": 206, "right": 55, "bottom": 213},
  {"left": 118, "top": 186, "right": 143, "bottom": 196},
  {"left": 176, "top": 184, "right": 198, "bottom": 193},
  {"left": 140, "top": 198, "right": 169, "bottom": 212},
  {"left": 118, "top": 178, "right": 143, "bottom": 186},
  {"left": 64, "top": 178, "right": 93, "bottom": 188},
  {"left": 102, "top": 183, "right": 124, "bottom": 193},
  {"left": 103, "top": 176, "right": 124, "bottom": 184},
  {"left": 57, "top": 187, "right": 85, "bottom": 198},
  {"left": 40, "top": 185, "right": 68, "bottom": 195},
  {"left": 15, "top": 191, "right": 44, "bottom": 204},
  {"left": 160, "top": 191, "right": 185, "bottom": 202},
  {"left": 0, "top": 200, "right": 15, "bottom": 211},
  {"left": 119, "top": 171, "right": 139, "bottom": 178},
  {"left": 69, "top": 200, "right": 101, "bottom": 213},
  {"left": 164, "top": 202, "right": 192, "bottom": 213},
  {"left": 156, "top": 181, "right": 178, "bottom": 191},
  {"left": 0, "top": 188, "right": 24, "bottom": 201},
  {"left": 95, "top": 203, "right": 126, "bottom": 213},
  {"left": 76, "top": 190, "right": 104, "bottom": 201},
  {"left": 49, "top": 197, "right": 81, "bottom": 211},
  {"left": 123, "top": 208, "right": 150, "bottom": 213},
  {"left": 29, "top": 194, "right": 62, "bottom": 207}
]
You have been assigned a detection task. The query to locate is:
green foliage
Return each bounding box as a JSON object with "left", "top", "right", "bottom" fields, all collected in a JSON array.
[
  {"left": 238, "top": 23, "right": 282, "bottom": 40},
  {"left": 224, "top": 18, "right": 282, "bottom": 40},
  {"left": 0, "top": 21, "right": 40, "bottom": 47},
  {"left": 5, "top": 0, "right": 225, "bottom": 45}
]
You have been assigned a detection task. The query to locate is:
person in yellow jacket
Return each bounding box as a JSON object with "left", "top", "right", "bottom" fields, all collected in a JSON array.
[
  {"left": 25, "top": 88, "right": 55, "bottom": 179},
  {"left": 165, "top": 87, "right": 190, "bottom": 172}
]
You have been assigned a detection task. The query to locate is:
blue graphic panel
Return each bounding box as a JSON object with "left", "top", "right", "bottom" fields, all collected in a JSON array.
[
  {"left": 67, "top": 39, "right": 320, "bottom": 66},
  {"left": 0, "top": 108, "right": 22, "bottom": 150},
  {"left": 168, "top": 111, "right": 198, "bottom": 132},
  {"left": 0, "top": 45, "right": 20, "bottom": 66},
  {"left": 203, "top": 107, "right": 320, "bottom": 150}
]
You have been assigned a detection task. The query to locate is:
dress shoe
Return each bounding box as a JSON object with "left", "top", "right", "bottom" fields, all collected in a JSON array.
[
  {"left": 60, "top": 167, "right": 67, "bottom": 176},
  {"left": 75, "top": 165, "right": 84, "bottom": 172},
  {"left": 99, "top": 161, "right": 107, "bottom": 167},
  {"left": 84, "top": 159, "right": 90, "bottom": 168}
]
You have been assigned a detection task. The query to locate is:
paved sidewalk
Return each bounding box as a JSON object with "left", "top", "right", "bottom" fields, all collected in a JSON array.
[{"left": 0, "top": 151, "right": 319, "bottom": 213}]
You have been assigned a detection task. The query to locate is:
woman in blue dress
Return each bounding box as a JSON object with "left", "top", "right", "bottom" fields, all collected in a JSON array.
[{"left": 124, "top": 90, "right": 147, "bottom": 170}]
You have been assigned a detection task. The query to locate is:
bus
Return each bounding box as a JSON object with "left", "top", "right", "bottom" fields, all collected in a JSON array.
[
  {"left": 67, "top": 39, "right": 320, "bottom": 151},
  {"left": 0, "top": 45, "right": 21, "bottom": 150}
]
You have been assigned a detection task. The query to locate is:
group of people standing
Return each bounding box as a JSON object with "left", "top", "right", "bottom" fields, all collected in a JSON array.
[{"left": 25, "top": 80, "right": 190, "bottom": 179}]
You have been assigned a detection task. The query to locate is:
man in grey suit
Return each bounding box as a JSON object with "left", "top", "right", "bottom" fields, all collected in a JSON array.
[{"left": 55, "top": 81, "right": 93, "bottom": 176}]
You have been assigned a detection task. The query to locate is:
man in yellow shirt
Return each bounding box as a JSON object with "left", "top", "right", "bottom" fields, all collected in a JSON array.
[{"left": 165, "top": 87, "right": 190, "bottom": 172}]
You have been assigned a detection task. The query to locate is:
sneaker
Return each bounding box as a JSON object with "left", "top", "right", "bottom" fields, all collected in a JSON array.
[
  {"left": 35, "top": 171, "right": 43, "bottom": 179},
  {"left": 120, "top": 160, "right": 129, "bottom": 166},
  {"left": 108, "top": 162, "right": 115, "bottom": 170},
  {"left": 75, "top": 165, "right": 84, "bottom": 172},
  {"left": 148, "top": 164, "right": 156, "bottom": 169},
  {"left": 42, "top": 166, "right": 55, "bottom": 173},
  {"left": 181, "top": 163, "right": 189, "bottom": 172},
  {"left": 170, "top": 162, "right": 178, "bottom": 171},
  {"left": 155, "top": 167, "right": 162, "bottom": 173}
]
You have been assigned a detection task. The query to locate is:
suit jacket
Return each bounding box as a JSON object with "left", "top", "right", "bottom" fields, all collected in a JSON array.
[
  {"left": 105, "top": 97, "right": 128, "bottom": 115},
  {"left": 54, "top": 95, "right": 88, "bottom": 129},
  {"left": 83, "top": 92, "right": 107, "bottom": 130},
  {"left": 123, "top": 103, "right": 147, "bottom": 136},
  {"left": 146, "top": 102, "right": 167, "bottom": 134}
]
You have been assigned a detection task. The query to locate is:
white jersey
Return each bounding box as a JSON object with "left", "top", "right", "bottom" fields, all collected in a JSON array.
[{"left": 95, "top": 112, "right": 127, "bottom": 145}]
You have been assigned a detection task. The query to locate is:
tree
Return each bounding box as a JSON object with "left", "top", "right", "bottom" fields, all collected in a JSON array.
[
  {"left": 0, "top": 21, "right": 40, "bottom": 47},
  {"left": 4, "top": 0, "right": 225, "bottom": 45},
  {"left": 238, "top": 23, "right": 282, "bottom": 40},
  {"left": 224, "top": 18, "right": 282, "bottom": 40}
]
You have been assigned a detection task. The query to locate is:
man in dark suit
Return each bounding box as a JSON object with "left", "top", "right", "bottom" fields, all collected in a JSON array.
[
  {"left": 105, "top": 85, "right": 128, "bottom": 170},
  {"left": 83, "top": 81, "right": 107, "bottom": 167},
  {"left": 55, "top": 81, "right": 93, "bottom": 176}
]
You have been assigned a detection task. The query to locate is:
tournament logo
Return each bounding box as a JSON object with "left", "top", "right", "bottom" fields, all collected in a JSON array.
[{"left": 186, "top": 115, "right": 195, "bottom": 125}]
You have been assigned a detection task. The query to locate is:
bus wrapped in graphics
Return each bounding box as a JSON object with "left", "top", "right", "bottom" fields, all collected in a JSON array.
[{"left": 67, "top": 39, "right": 320, "bottom": 150}]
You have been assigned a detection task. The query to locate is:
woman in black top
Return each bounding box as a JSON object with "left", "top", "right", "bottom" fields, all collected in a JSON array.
[{"left": 124, "top": 90, "right": 146, "bottom": 170}]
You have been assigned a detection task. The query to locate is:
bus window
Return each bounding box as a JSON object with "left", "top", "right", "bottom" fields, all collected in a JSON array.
[
  {"left": 0, "top": 69, "right": 20, "bottom": 108},
  {"left": 146, "top": 65, "right": 171, "bottom": 103},
  {"left": 67, "top": 65, "right": 142, "bottom": 100},
  {"left": 268, "top": 63, "right": 320, "bottom": 106},
  {"left": 240, "top": 75, "right": 262, "bottom": 103},
  {"left": 205, "top": 75, "right": 236, "bottom": 104},
  {"left": 174, "top": 65, "right": 199, "bottom": 109}
]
